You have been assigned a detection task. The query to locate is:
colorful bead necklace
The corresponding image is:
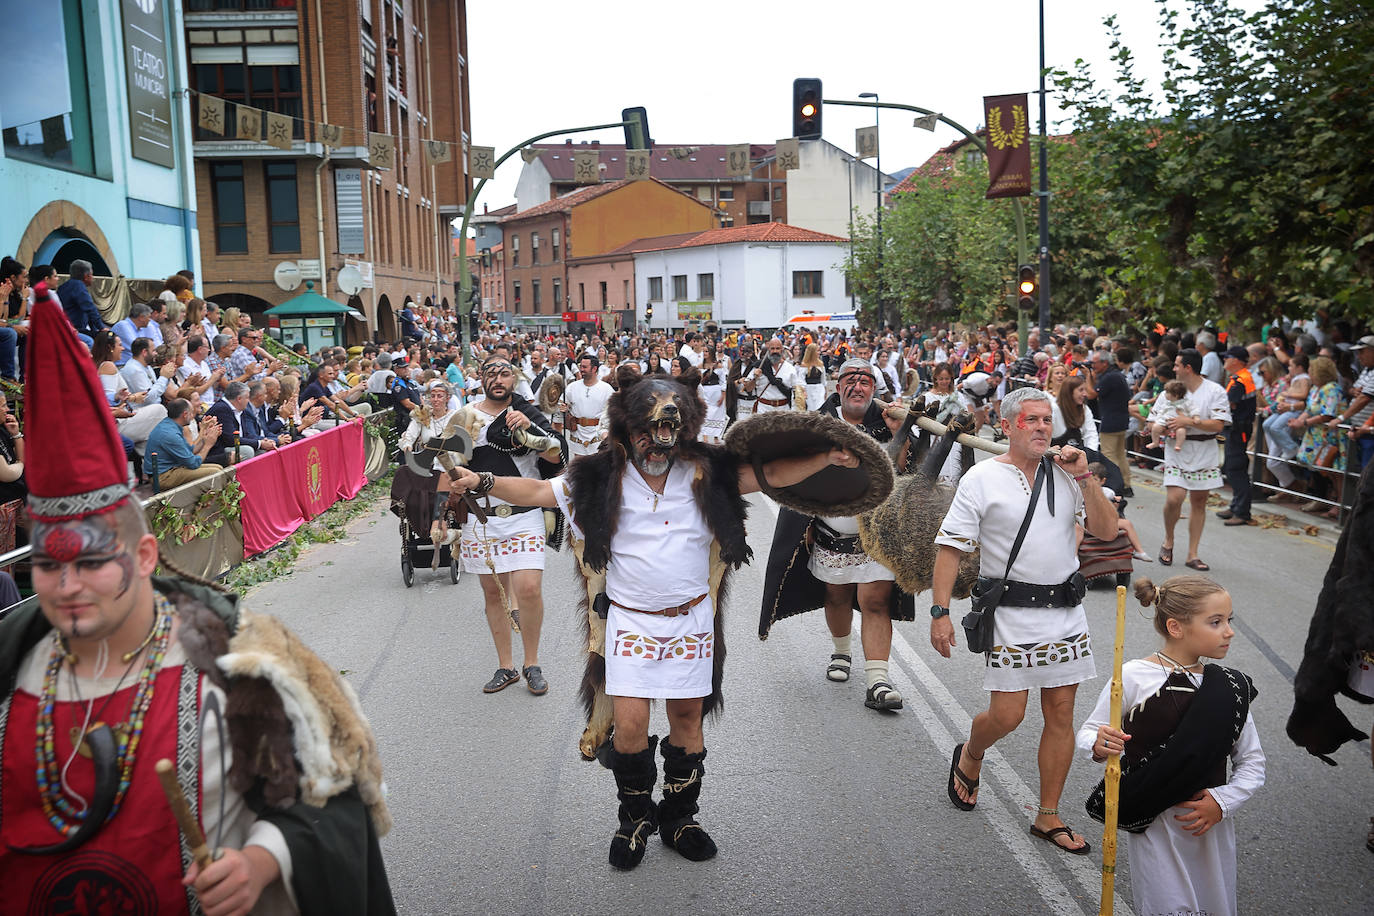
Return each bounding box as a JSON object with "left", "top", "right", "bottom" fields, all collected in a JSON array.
[{"left": 33, "top": 596, "right": 174, "bottom": 837}]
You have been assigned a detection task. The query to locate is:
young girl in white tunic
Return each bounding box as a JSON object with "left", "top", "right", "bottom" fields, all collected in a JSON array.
[{"left": 1078, "top": 575, "right": 1265, "bottom": 916}]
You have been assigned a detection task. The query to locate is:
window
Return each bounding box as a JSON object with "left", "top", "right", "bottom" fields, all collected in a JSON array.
[
  {"left": 532, "top": 279, "right": 541, "bottom": 309},
  {"left": 648, "top": 277, "right": 663, "bottom": 301},
  {"left": 552, "top": 278, "right": 561, "bottom": 309},
  {"left": 773, "top": 186, "right": 784, "bottom": 201},
  {"left": 718, "top": 187, "right": 734, "bottom": 201},
  {"left": 0, "top": 0, "right": 95, "bottom": 174},
  {"left": 578, "top": 283, "right": 585, "bottom": 308},
  {"left": 510, "top": 235, "right": 519, "bottom": 266},
  {"left": 551, "top": 227, "right": 560, "bottom": 261},
  {"left": 531, "top": 232, "right": 540, "bottom": 265},
  {"left": 696, "top": 186, "right": 711, "bottom": 201},
  {"left": 512, "top": 280, "right": 521, "bottom": 313},
  {"left": 210, "top": 162, "right": 248, "bottom": 253},
  {"left": 671, "top": 275, "right": 688, "bottom": 300},
  {"left": 792, "top": 270, "right": 823, "bottom": 296},
  {"left": 600, "top": 281, "right": 608, "bottom": 307},
  {"left": 265, "top": 161, "right": 301, "bottom": 252},
  {"left": 623, "top": 279, "right": 630, "bottom": 306},
  {"left": 192, "top": 36, "right": 302, "bottom": 141},
  {"left": 698, "top": 273, "right": 714, "bottom": 299}
]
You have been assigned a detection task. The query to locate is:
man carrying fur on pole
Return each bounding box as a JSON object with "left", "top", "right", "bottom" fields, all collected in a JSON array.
[
  {"left": 0, "top": 296, "right": 394, "bottom": 914},
  {"left": 448, "top": 365, "right": 859, "bottom": 870}
]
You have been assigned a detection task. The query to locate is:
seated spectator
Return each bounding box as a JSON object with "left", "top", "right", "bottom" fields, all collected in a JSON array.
[
  {"left": 1292, "top": 355, "right": 1346, "bottom": 518},
  {"left": 302, "top": 363, "right": 363, "bottom": 427},
  {"left": 326, "top": 361, "right": 372, "bottom": 415},
  {"left": 144, "top": 397, "right": 223, "bottom": 490},
  {"left": 205, "top": 381, "right": 269, "bottom": 463},
  {"left": 0, "top": 391, "right": 26, "bottom": 505},
  {"left": 56, "top": 259, "right": 105, "bottom": 344},
  {"left": 229, "top": 326, "right": 279, "bottom": 383},
  {"left": 119, "top": 337, "right": 177, "bottom": 406},
  {"left": 0, "top": 258, "right": 24, "bottom": 380},
  {"left": 201, "top": 301, "right": 221, "bottom": 341},
  {"left": 92, "top": 330, "right": 166, "bottom": 453},
  {"left": 162, "top": 273, "right": 193, "bottom": 304},
  {"left": 110, "top": 302, "right": 157, "bottom": 365},
  {"left": 242, "top": 380, "right": 291, "bottom": 448},
  {"left": 179, "top": 335, "right": 223, "bottom": 405}
]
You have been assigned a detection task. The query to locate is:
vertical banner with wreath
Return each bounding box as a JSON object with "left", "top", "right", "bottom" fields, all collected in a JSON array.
[{"left": 983, "top": 93, "right": 1031, "bottom": 199}]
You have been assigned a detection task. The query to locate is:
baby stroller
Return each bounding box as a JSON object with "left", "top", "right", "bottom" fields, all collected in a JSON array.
[{"left": 389, "top": 462, "right": 461, "bottom": 588}]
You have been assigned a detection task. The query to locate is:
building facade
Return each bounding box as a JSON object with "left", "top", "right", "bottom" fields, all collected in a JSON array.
[
  {"left": 0, "top": 0, "right": 199, "bottom": 292},
  {"left": 630, "top": 223, "right": 851, "bottom": 331},
  {"left": 187, "top": 0, "right": 471, "bottom": 343}
]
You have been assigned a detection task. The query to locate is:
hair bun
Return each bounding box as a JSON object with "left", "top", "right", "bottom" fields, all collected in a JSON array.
[{"left": 1133, "top": 577, "right": 1158, "bottom": 607}]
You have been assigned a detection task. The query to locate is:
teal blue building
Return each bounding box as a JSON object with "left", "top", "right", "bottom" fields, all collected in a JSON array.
[{"left": 0, "top": 0, "right": 199, "bottom": 287}]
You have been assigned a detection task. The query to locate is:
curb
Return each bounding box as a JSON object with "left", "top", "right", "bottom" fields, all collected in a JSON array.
[{"left": 1126, "top": 466, "right": 1343, "bottom": 546}]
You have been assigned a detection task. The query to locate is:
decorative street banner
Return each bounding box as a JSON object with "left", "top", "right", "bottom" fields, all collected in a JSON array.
[
  {"left": 574, "top": 150, "right": 600, "bottom": 184},
  {"left": 422, "top": 139, "right": 451, "bottom": 166},
  {"left": 625, "top": 149, "right": 650, "bottom": 180},
  {"left": 266, "top": 111, "right": 293, "bottom": 150},
  {"left": 775, "top": 138, "right": 800, "bottom": 171},
  {"left": 676, "top": 300, "right": 713, "bottom": 320},
  {"left": 983, "top": 93, "right": 1031, "bottom": 199},
  {"left": 856, "top": 126, "right": 878, "bottom": 160},
  {"left": 236, "top": 421, "right": 367, "bottom": 557},
  {"left": 469, "top": 145, "right": 496, "bottom": 179},
  {"left": 913, "top": 113, "right": 939, "bottom": 132},
  {"left": 319, "top": 122, "right": 345, "bottom": 149},
  {"left": 121, "top": 0, "right": 174, "bottom": 167},
  {"left": 368, "top": 132, "right": 395, "bottom": 170},
  {"left": 237, "top": 105, "right": 263, "bottom": 143},
  {"left": 519, "top": 147, "right": 543, "bottom": 163},
  {"left": 726, "top": 144, "right": 752, "bottom": 177},
  {"left": 197, "top": 93, "right": 225, "bottom": 135}
]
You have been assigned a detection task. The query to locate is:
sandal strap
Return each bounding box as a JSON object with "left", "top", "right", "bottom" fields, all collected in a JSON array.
[{"left": 829, "top": 653, "right": 852, "bottom": 664}]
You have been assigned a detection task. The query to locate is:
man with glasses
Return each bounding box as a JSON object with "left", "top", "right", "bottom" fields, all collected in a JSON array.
[
  {"left": 228, "top": 327, "right": 280, "bottom": 383},
  {"left": 456, "top": 357, "right": 564, "bottom": 696}
]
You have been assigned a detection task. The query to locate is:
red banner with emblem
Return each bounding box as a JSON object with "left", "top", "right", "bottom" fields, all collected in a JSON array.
[
  {"left": 983, "top": 93, "right": 1032, "bottom": 199},
  {"left": 235, "top": 420, "right": 367, "bottom": 557}
]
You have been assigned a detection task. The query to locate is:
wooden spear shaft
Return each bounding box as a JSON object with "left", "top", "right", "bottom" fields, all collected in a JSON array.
[
  {"left": 1100, "top": 585, "right": 1127, "bottom": 916},
  {"left": 156, "top": 758, "right": 213, "bottom": 870}
]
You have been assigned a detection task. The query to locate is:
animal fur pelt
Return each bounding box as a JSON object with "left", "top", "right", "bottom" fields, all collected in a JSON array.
[
  {"left": 1287, "top": 460, "right": 1374, "bottom": 763},
  {"left": 858, "top": 419, "right": 981, "bottom": 598},
  {"left": 165, "top": 581, "right": 392, "bottom": 836},
  {"left": 566, "top": 367, "right": 749, "bottom": 759},
  {"left": 725, "top": 410, "right": 894, "bottom": 517}
]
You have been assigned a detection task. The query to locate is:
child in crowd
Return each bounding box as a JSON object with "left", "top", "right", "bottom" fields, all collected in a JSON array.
[
  {"left": 1077, "top": 576, "right": 1265, "bottom": 916},
  {"left": 1148, "top": 380, "right": 1196, "bottom": 450},
  {"left": 1086, "top": 462, "right": 1152, "bottom": 562}
]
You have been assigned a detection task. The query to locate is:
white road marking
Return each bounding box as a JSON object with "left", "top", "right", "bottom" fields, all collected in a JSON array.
[{"left": 755, "top": 493, "right": 1135, "bottom": 916}]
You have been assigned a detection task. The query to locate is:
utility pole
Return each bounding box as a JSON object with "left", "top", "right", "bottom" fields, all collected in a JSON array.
[
  {"left": 1037, "top": 0, "right": 1051, "bottom": 337},
  {"left": 859, "top": 92, "right": 884, "bottom": 330}
]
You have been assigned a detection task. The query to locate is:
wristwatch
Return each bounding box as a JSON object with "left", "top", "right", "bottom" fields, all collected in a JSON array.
[{"left": 930, "top": 604, "right": 950, "bottom": 619}]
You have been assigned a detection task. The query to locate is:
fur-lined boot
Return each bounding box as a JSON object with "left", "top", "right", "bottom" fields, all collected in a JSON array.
[
  {"left": 658, "top": 740, "right": 717, "bottom": 861},
  {"left": 607, "top": 736, "right": 659, "bottom": 870}
]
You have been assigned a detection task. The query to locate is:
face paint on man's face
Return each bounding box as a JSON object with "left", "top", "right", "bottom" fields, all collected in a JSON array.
[
  {"left": 1016, "top": 414, "right": 1030, "bottom": 430},
  {"left": 33, "top": 518, "right": 137, "bottom": 601}
]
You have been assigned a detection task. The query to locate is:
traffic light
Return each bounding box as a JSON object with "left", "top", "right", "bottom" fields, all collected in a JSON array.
[
  {"left": 622, "top": 107, "right": 652, "bottom": 150},
  {"left": 793, "top": 78, "right": 823, "bottom": 140},
  {"left": 1018, "top": 265, "right": 1037, "bottom": 310},
  {"left": 644, "top": 303, "right": 653, "bottom": 325}
]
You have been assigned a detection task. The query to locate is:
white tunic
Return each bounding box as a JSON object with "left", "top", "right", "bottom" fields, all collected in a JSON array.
[
  {"left": 458, "top": 408, "right": 546, "bottom": 573},
  {"left": 1147, "top": 378, "right": 1230, "bottom": 490},
  {"left": 809, "top": 513, "right": 895, "bottom": 585},
  {"left": 935, "top": 458, "right": 1093, "bottom": 691},
  {"left": 753, "top": 360, "right": 799, "bottom": 413},
  {"left": 564, "top": 378, "right": 614, "bottom": 457},
  {"left": 1076, "top": 660, "right": 1265, "bottom": 916},
  {"left": 700, "top": 368, "right": 729, "bottom": 439},
  {"left": 553, "top": 461, "right": 715, "bottom": 699}
]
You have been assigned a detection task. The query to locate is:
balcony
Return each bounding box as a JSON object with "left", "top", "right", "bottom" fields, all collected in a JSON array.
[
  {"left": 747, "top": 200, "right": 772, "bottom": 217},
  {"left": 187, "top": 1, "right": 297, "bottom": 10}
]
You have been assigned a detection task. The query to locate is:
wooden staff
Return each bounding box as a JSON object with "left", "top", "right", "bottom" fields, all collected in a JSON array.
[
  {"left": 156, "top": 758, "right": 213, "bottom": 870},
  {"left": 1100, "top": 585, "right": 1128, "bottom": 916}
]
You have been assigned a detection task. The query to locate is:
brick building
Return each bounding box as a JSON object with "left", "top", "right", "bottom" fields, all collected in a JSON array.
[
  {"left": 498, "top": 178, "right": 716, "bottom": 332},
  {"left": 186, "top": 0, "right": 471, "bottom": 344}
]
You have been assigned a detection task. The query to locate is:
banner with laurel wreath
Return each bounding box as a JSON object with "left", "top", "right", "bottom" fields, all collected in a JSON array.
[{"left": 982, "top": 93, "right": 1031, "bottom": 199}]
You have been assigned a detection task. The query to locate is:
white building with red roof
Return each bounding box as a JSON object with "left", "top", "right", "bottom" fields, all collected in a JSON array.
[{"left": 624, "top": 222, "right": 852, "bottom": 331}]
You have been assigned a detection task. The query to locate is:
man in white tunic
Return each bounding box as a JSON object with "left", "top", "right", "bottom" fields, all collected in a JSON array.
[
  {"left": 564, "top": 354, "right": 614, "bottom": 458},
  {"left": 929, "top": 387, "right": 1117, "bottom": 853},
  {"left": 1148, "top": 348, "right": 1231, "bottom": 570},
  {"left": 751, "top": 338, "right": 801, "bottom": 414},
  {"left": 455, "top": 357, "right": 563, "bottom": 696}
]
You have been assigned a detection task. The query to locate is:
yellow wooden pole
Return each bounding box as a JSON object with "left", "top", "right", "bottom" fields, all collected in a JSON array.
[{"left": 1100, "top": 584, "right": 1127, "bottom": 915}]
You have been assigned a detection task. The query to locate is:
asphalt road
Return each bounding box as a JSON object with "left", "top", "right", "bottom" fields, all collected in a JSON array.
[{"left": 248, "top": 469, "right": 1373, "bottom": 916}]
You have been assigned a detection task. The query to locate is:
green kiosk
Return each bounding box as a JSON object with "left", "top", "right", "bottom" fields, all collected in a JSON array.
[{"left": 264, "top": 281, "right": 364, "bottom": 353}]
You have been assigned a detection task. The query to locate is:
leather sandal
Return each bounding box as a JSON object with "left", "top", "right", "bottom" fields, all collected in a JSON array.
[
  {"left": 864, "top": 681, "right": 903, "bottom": 711},
  {"left": 482, "top": 667, "right": 520, "bottom": 693},
  {"left": 826, "top": 653, "right": 852, "bottom": 682},
  {"left": 1030, "top": 823, "right": 1091, "bottom": 856},
  {"left": 947, "top": 743, "right": 979, "bottom": 811},
  {"left": 1158, "top": 545, "right": 1173, "bottom": 566}
]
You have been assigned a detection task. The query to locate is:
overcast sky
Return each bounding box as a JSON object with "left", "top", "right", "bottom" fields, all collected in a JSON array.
[{"left": 463, "top": 0, "right": 1264, "bottom": 216}]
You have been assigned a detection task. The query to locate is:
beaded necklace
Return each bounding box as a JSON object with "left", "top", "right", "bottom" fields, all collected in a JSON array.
[{"left": 33, "top": 595, "right": 174, "bottom": 837}]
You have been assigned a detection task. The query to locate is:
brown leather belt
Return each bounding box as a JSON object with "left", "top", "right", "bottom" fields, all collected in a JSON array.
[
  {"left": 756, "top": 396, "right": 789, "bottom": 408},
  {"left": 612, "top": 592, "right": 708, "bottom": 617},
  {"left": 573, "top": 416, "right": 600, "bottom": 426}
]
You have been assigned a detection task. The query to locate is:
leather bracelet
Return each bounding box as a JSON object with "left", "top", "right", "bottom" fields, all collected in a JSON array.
[
  {"left": 1074, "top": 472, "right": 1093, "bottom": 482},
  {"left": 472, "top": 471, "right": 495, "bottom": 497}
]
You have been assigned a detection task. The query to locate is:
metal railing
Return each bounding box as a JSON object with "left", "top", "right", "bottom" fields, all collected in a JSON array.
[{"left": 0, "top": 544, "right": 34, "bottom": 622}]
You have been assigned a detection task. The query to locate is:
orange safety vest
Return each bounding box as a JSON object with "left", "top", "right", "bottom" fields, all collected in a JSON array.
[{"left": 1233, "top": 366, "right": 1256, "bottom": 396}]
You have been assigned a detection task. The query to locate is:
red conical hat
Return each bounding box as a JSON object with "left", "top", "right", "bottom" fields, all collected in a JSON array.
[{"left": 25, "top": 286, "right": 131, "bottom": 521}]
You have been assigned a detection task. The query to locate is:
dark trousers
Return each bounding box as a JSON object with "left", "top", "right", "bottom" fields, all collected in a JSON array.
[{"left": 1224, "top": 428, "right": 1252, "bottom": 518}]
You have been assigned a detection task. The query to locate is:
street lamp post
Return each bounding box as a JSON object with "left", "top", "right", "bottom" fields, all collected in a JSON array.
[
  {"left": 844, "top": 156, "right": 856, "bottom": 312},
  {"left": 859, "top": 92, "right": 883, "bottom": 330}
]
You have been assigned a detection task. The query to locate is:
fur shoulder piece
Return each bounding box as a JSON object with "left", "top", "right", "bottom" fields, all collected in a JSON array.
[{"left": 214, "top": 610, "right": 391, "bottom": 836}]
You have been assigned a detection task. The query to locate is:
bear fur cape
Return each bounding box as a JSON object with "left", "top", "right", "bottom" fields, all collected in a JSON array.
[{"left": 0, "top": 573, "right": 395, "bottom": 916}]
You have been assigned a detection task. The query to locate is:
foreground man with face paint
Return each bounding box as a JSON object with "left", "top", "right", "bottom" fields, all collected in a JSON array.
[
  {"left": 449, "top": 366, "right": 858, "bottom": 871},
  {"left": 0, "top": 297, "right": 395, "bottom": 915}
]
